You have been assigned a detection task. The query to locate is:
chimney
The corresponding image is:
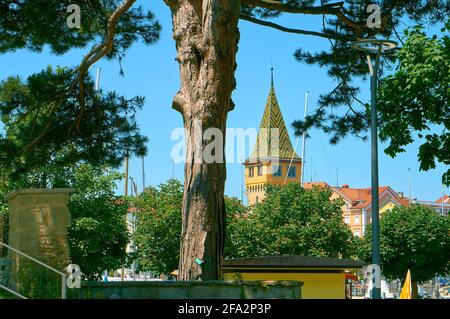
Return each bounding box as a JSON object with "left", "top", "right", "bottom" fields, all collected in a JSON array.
[
  {"left": 398, "top": 191, "right": 404, "bottom": 198},
  {"left": 342, "top": 184, "right": 349, "bottom": 188}
]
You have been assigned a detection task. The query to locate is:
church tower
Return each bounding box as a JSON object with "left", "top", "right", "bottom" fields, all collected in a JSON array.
[{"left": 244, "top": 70, "right": 302, "bottom": 205}]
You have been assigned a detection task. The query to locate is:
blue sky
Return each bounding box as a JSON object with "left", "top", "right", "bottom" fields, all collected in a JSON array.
[{"left": 0, "top": 1, "right": 447, "bottom": 203}]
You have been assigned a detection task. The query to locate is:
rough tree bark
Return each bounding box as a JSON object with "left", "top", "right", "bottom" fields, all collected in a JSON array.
[{"left": 164, "top": 0, "right": 240, "bottom": 280}]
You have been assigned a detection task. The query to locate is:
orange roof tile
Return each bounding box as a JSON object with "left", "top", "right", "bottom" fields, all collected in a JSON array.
[
  {"left": 303, "top": 183, "right": 410, "bottom": 210},
  {"left": 435, "top": 195, "right": 450, "bottom": 204},
  {"left": 333, "top": 186, "right": 393, "bottom": 209},
  {"left": 398, "top": 197, "right": 410, "bottom": 207},
  {"left": 303, "top": 182, "right": 330, "bottom": 189}
]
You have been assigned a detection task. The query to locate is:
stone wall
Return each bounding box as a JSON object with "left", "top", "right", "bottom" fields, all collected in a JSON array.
[
  {"left": 69, "top": 280, "right": 303, "bottom": 299},
  {"left": 5, "top": 189, "right": 73, "bottom": 297}
]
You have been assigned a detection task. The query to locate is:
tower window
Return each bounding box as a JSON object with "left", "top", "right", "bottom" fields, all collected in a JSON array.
[
  {"left": 288, "top": 166, "right": 296, "bottom": 178},
  {"left": 273, "top": 165, "right": 282, "bottom": 177},
  {"left": 249, "top": 167, "right": 254, "bottom": 177},
  {"left": 257, "top": 165, "right": 263, "bottom": 176}
]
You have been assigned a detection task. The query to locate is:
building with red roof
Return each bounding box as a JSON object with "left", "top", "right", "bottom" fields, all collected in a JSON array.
[{"left": 304, "top": 182, "right": 411, "bottom": 237}]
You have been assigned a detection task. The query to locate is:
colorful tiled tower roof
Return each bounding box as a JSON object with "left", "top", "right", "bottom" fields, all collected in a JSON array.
[{"left": 248, "top": 70, "right": 300, "bottom": 162}]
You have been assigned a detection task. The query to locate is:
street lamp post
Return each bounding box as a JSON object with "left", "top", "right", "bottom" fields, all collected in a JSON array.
[{"left": 351, "top": 39, "right": 397, "bottom": 299}]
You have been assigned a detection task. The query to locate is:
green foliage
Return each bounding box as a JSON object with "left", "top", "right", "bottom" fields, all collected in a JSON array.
[
  {"left": 0, "top": 67, "right": 148, "bottom": 178},
  {"left": 0, "top": 164, "right": 129, "bottom": 280},
  {"left": 356, "top": 205, "right": 450, "bottom": 283},
  {"left": 67, "top": 165, "right": 129, "bottom": 280},
  {"left": 1, "top": 2, "right": 448, "bottom": 183},
  {"left": 0, "top": 0, "right": 161, "bottom": 175},
  {"left": 131, "top": 179, "right": 184, "bottom": 276},
  {"left": 130, "top": 180, "right": 249, "bottom": 276},
  {"left": 17, "top": 262, "right": 60, "bottom": 299},
  {"left": 132, "top": 181, "right": 356, "bottom": 271},
  {"left": 225, "top": 183, "right": 355, "bottom": 259},
  {"left": 378, "top": 23, "right": 450, "bottom": 185},
  {"left": 0, "top": 0, "right": 161, "bottom": 56},
  {"left": 0, "top": 189, "right": 7, "bottom": 222},
  {"left": 0, "top": 288, "right": 17, "bottom": 299},
  {"left": 0, "top": 188, "right": 8, "bottom": 257},
  {"left": 225, "top": 196, "right": 249, "bottom": 219},
  {"left": 293, "top": 20, "right": 450, "bottom": 185}
]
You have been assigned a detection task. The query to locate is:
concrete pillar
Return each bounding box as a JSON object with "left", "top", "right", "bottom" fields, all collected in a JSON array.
[{"left": 5, "top": 189, "right": 73, "bottom": 296}]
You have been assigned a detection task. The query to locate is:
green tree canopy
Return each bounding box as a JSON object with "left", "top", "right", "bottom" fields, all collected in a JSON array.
[
  {"left": 0, "top": 164, "right": 129, "bottom": 280},
  {"left": 130, "top": 179, "right": 249, "bottom": 276},
  {"left": 0, "top": 0, "right": 160, "bottom": 174},
  {"left": 225, "top": 183, "right": 355, "bottom": 259},
  {"left": 357, "top": 205, "right": 450, "bottom": 284},
  {"left": 68, "top": 165, "right": 129, "bottom": 280},
  {"left": 0, "top": 0, "right": 160, "bottom": 56},
  {"left": 131, "top": 179, "right": 184, "bottom": 276},
  {"left": 378, "top": 23, "right": 450, "bottom": 185},
  {"left": 0, "top": 67, "right": 148, "bottom": 177}
]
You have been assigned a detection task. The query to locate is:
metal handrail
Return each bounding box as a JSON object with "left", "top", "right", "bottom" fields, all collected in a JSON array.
[{"left": 0, "top": 241, "right": 67, "bottom": 299}]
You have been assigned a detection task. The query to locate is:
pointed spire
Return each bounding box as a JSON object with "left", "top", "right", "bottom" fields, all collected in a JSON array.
[{"left": 247, "top": 77, "right": 301, "bottom": 162}]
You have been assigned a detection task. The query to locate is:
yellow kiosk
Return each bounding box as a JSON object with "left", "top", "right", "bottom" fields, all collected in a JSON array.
[{"left": 223, "top": 255, "right": 365, "bottom": 299}]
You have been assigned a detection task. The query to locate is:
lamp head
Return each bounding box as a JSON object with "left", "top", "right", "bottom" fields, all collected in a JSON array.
[{"left": 350, "top": 39, "right": 397, "bottom": 53}]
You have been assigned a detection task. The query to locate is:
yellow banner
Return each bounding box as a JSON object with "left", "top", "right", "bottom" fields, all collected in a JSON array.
[{"left": 399, "top": 269, "right": 412, "bottom": 299}]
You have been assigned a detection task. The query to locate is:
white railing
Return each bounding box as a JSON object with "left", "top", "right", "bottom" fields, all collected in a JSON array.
[{"left": 0, "top": 241, "right": 67, "bottom": 299}]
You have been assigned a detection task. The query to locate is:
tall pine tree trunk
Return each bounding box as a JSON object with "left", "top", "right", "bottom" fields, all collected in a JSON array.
[{"left": 165, "top": 0, "right": 240, "bottom": 280}]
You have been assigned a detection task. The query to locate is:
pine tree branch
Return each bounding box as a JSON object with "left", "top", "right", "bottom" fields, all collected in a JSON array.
[
  {"left": 240, "top": 14, "right": 348, "bottom": 40},
  {"left": 72, "top": 0, "right": 137, "bottom": 133},
  {"left": 22, "top": 103, "right": 59, "bottom": 152},
  {"left": 241, "top": 0, "right": 364, "bottom": 30}
]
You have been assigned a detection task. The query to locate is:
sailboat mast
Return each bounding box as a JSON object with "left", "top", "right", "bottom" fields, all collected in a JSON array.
[{"left": 300, "top": 91, "right": 309, "bottom": 187}]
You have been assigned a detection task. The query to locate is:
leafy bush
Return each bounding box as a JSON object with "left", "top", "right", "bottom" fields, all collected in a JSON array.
[{"left": 225, "top": 183, "right": 355, "bottom": 259}]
